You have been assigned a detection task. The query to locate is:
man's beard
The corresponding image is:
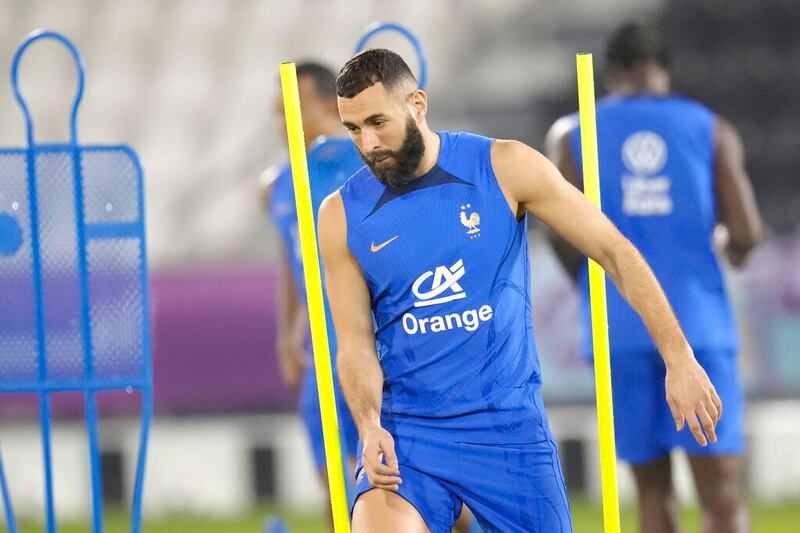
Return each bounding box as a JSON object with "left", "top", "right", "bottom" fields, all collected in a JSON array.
[{"left": 359, "top": 116, "right": 426, "bottom": 188}]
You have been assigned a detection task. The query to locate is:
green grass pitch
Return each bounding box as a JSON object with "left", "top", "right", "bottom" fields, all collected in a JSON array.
[{"left": 12, "top": 498, "right": 800, "bottom": 532}]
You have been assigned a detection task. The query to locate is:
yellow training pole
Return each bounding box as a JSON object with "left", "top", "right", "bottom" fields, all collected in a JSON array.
[
  {"left": 576, "top": 53, "right": 621, "bottom": 533},
  {"left": 280, "top": 62, "right": 351, "bottom": 533}
]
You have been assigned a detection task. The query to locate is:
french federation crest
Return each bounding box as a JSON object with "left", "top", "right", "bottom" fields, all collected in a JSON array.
[{"left": 459, "top": 203, "right": 480, "bottom": 238}]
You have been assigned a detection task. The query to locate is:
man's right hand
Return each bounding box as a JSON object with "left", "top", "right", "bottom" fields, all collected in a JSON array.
[
  {"left": 277, "top": 343, "right": 307, "bottom": 390},
  {"left": 360, "top": 425, "right": 402, "bottom": 491}
]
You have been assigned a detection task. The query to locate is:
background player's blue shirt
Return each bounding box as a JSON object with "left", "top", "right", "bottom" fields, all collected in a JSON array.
[
  {"left": 268, "top": 136, "right": 365, "bottom": 354},
  {"left": 339, "top": 131, "right": 552, "bottom": 444},
  {"left": 570, "top": 94, "right": 738, "bottom": 356}
]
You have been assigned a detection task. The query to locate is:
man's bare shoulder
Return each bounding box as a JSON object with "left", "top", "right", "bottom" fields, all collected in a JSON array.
[
  {"left": 713, "top": 115, "right": 742, "bottom": 147},
  {"left": 318, "top": 190, "right": 345, "bottom": 227},
  {"left": 490, "top": 138, "right": 546, "bottom": 164},
  {"left": 259, "top": 164, "right": 284, "bottom": 204},
  {"left": 544, "top": 114, "right": 579, "bottom": 156},
  {"left": 490, "top": 138, "right": 552, "bottom": 175}
]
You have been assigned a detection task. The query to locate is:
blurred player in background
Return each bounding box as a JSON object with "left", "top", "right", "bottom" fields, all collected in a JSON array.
[
  {"left": 546, "top": 21, "right": 763, "bottom": 533},
  {"left": 319, "top": 48, "right": 721, "bottom": 533},
  {"left": 262, "top": 61, "right": 361, "bottom": 527}
]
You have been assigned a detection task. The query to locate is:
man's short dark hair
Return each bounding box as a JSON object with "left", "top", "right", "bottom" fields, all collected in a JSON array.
[
  {"left": 296, "top": 61, "right": 337, "bottom": 100},
  {"left": 336, "top": 48, "right": 417, "bottom": 98},
  {"left": 606, "top": 21, "right": 672, "bottom": 71}
]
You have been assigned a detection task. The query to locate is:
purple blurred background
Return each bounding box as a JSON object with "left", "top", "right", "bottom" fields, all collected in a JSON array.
[
  {"left": 2, "top": 236, "right": 798, "bottom": 422},
  {"left": 0, "top": 267, "right": 297, "bottom": 420}
]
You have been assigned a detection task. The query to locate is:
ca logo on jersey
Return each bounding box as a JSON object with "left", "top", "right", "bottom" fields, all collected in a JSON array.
[
  {"left": 412, "top": 259, "right": 467, "bottom": 307},
  {"left": 403, "top": 258, "right": 494, "bottom": 335},
  {"left": 621, "top": 131, "right": 673, "bottom": 216}
]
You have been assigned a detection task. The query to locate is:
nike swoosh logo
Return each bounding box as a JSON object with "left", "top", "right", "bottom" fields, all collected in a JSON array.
[{"left": 370, "top": 235, "right": 399, "bottom": 253}]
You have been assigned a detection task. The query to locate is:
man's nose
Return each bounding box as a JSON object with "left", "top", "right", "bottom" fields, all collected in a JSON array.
[{"left": 362, "top": 128, "right": 381, "bottom": 152}]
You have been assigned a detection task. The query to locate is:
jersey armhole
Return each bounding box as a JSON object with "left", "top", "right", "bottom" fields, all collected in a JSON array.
[
  {"left": 338, "top": 187, "right": 357, "bottom": 261},
  {"left": 485, "top": 139, "right": 529, "bottom": 224},
  {"left": 338, "top": 187, "right": 381, "bottom": 293}
]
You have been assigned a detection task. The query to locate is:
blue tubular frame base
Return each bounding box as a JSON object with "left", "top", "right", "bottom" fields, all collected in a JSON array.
[{"left": 0, "top": 446, "right": 19, "bottom": 533}]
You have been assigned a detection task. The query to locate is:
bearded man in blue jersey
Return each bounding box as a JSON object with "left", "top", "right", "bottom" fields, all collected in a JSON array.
[
  {"left": 267, "top": 59, "right": 480, "bottom": 533},
  {"left": 547, "top": 22, "right": 762, "bottom": 533},
  {"left": 318, "top": 48, "right": 722, "bottom": 533}
]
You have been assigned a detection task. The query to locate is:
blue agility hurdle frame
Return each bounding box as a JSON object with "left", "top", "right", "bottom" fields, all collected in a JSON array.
[{"left": 0, "top": 30, "right": 152, "bottom": 533}]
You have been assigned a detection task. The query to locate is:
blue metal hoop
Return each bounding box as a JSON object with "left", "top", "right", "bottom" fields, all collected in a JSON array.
[
  {"left": 353, "top": 22, "right": 428, "bottom": 90},
  {"left": 10, "top": 30, "right": 86, "bottom": 147}
]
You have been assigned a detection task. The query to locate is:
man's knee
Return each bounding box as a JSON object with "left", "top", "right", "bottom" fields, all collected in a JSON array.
[
  {"left": 632, "top": 455, "right": 675, "bottom": 496},
  {"left": 689, "top": 454, "right": 749, "bottom": 531},
  {"left": 351, "top": 489, "right": 429, "bottom": 533},
  {"left": 698, "top": 483, "right": 748, "bottom": 529},
  {"left": 701, "top": 501, "right": 750, "bottom": 533},
  {"left": 689, "top": 455, "right": 744, "bottom": 504}
]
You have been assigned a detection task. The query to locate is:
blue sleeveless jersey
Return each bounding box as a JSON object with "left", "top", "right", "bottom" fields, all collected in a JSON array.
[
  {"left": 339, "top": 131, "right": 551, "bottom": 444},
  {"left": 570, "top": 95, "right": 738, "bottom": 355},
  {"left": 268, "top": 137, "right": 365, "bottom": 352}
]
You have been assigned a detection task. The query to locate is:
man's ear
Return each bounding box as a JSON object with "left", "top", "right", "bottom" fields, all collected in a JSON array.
[{"left": 409, "top": 89, "right": 428, "bottom": 121}]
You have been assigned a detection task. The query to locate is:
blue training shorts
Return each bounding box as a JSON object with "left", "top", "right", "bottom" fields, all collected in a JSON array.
[
  {"left": 352, "top": 425, "right": 573, "bottom": 533},
  {"left": 299, "top": 366, "right": 359, "bottom": 470},
  {"left": 610, "top": 348, "right": 744, "bottom": 465}
]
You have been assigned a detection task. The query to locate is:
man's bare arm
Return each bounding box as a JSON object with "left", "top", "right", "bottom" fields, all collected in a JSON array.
[
  {"left": 543, "top": 117, "right": 584, "bottom": 280},
  {"left": 318, "top": 192, "right": 401, "bottom": 490},
  {"left": 492, "top": 140, "right": 722, "bottom": 446},
  {"left": 263, "top": 175, "right": 308, "bottom": 389},
  {"left": 714, "top": 117, "right": 763, "bottom": 266},
  {"left": 275, "top": 246, "right": 308, "bottom": 389}
]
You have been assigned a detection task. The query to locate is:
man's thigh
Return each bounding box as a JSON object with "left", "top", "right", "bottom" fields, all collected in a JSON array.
[
  {"left": 351, "top": 442, "right": 461, "bottom": 533},
  {"left": 454, "top": 439, "right": 573, "bottom": 533},
  {"left": 351, "top": 488, "right": 430, "bottom": 533}
]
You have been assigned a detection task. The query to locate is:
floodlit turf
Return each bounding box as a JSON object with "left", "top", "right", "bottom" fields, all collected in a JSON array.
[
  {"left": 12, "top": 499, "right": 800, "bottom": 532},
  {"left": 570, "top": 498, "right": 800, "bottom": 532}
]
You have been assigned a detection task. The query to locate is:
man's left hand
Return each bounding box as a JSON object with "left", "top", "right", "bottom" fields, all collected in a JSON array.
[{"left": 665, "top": 355, "right": 723, "bottom": 446}]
